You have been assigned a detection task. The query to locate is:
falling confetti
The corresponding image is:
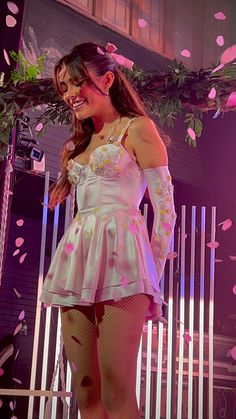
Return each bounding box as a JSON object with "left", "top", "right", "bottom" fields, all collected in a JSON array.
[
  {"left": 230, "top": 345, "right": 236, "bottom": 360},
  {"left": 216, "top": 35, "right": 224, "bottom": 46},
  {"left": 66, "top": 141, "right": 75, "bottom": 151},
  {"left": 233, "top": 284, "right": 236, "bottom": 295},
  {"left": 220, "top": 44, "right": 236, "bottom": 64},
  {"left": 181, "top": 49, "right": 191, "bottom": 58},
  {"left": 9, "top": 401, "right": 14, "bottom": 410},
  {"left": 211, "top": 63, "right": 224, "bottom": 73},
  {"left": 215, "top": 259, "right": 223, "bottom": 263},
  {"left": 7, "top": 2, "right": 19, "bottom": 14},
  {"left": 14, "top": 349, "right": 19, "bottom": 360},
  {"left": 13, "top": 378, "right": 22, "bottom": 385},
  {"left": 218, "top": 218, "right": 232, "bottom": 231},
  {"left": 208, "top": 87, "right": 216, "bottom": 99},
  {"left": 16, "top": 219, "right": 24, "bottom": 226},
  {"left": 206, "top": 241, "right": 220, "bottom": 249},
  {"left": 213, "top": 108, "right": 221, "bottom": 119},
  {"left": 19, "top": 252, "right": 27, "bottom": 264},
  {"left": 64, "top": 243, "right": 74, "bottom": 254},
  {"left": 35, "top": 123, "right": 43, "bottom": 132},
  {"left": 6, "top": 15, "right": 17, "bottom": 27},
  {"left": 228, "top": 255, "right": 236, "bottom": 261},
  {"left": 3, "top": 49, "right": 10, "bottom": 65},
  {"left": 0, "top": 368, "right": 4, "bottom": 377},
  {"left": 187, "top": 127, "right": 196, "bottom": 140},
  {"left": 214, "top": 11, "right": 226, "bottom": 20},
  {"left": 138, "top": 18, "right": 148, "bottom": 28},
  {"left": 15, "top": 237, "right": 24, "bottom": 247},
  {"left": 183, "top": 332, "right": 192, "bottom": 343},
  {"left": 18, "top": 310, "right": 25, "bottom": 321},
  {"left": 13, "top": 288, "right": 21, "bottom": 298},
  {"left": 13, "top": 249, "right": 20, "bottom": 256},
  {"left": 226, "top": 92, "right": 236, "bottom": 108},
  {"left": 13, "top": 322, "right": 23, "bottom": 336}
]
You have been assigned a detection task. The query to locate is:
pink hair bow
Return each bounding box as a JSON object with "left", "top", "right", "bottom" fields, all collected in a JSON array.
[{"left": 97, "top": 42, "right": 134, "bottom": 70}]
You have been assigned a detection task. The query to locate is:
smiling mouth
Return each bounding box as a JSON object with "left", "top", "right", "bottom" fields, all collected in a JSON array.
[{"left": 71, "top": 99, "right": 87, "bottom": 111}]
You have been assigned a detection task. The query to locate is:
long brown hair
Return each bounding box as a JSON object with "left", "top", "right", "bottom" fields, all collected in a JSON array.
[{"left": 49, "top": 42, "right": 147, "bottom": 210}]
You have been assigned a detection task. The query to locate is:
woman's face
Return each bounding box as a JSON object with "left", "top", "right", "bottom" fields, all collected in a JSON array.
[{"left": 58, "top": 66, "right": 111, "bottom": 120}]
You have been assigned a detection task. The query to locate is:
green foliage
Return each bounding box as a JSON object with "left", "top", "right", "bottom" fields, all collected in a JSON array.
[{"left": 9, "top": 50, "right": 47, "bottom": 83}]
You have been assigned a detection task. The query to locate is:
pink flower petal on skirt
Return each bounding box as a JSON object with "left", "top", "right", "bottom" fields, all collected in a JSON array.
[
  {"left": 138, "top": 18, "right": 148, "bottom": 28},
  {"left": 7, "top": 2, "right": 19, "bottom": 14},
  {"left": 13, "top": 322, "right": 23, "bottom": 336},
  {"left": 16, "top": 219, "right": 24, "bottom": 226},
  {"left": 230, "top": 345, "right": 236, "bottom": 360},
  {"left": 66, "top": 141, "right": 75, "bottom": 151},
  {"left": 13, "top": 377, "right": 22, "bottom": 384},
  {"left": 233, "top": 284, "right": 236, "bottom": 295},
  {"left": 228, "top": 255, "right": 236, "bottom": 261},
  {"left": 226, "top": 92, "right": 236, "bottom": 108},
  {"left": 187, "top": 127, "right": 196, "bottom": 140},
  {"left": 13, "top": 249, "right": 20, "bottom": 256},
  {"left": 19, "top": 252, "right": 27, "bottom": 264},
  {"left": 13, "top": 288, "right": 21, "bottom": 298},
  {"left": 220, "top": 44, "right": 236, "bottom": 64},
  {"left": 0, "top": 368, "right": 4, "bottom": 377},
  {"left": 6, "top": 15, "right": 17, "bottom": 27},
  {"left": 208, "top": 87, "right": 216, "bottom": 99},
  {"left": 216, "top": 35, "right": 224, "bottom": 46},
  {"left": 181, "top": 49, "right": 191, "bottom": 58},
  {"left": 64, "top": 243, "right": 74, "bottom": 254},
  {"left": 18, "top": 310, "right": 25, "bottom": 321},
  {"left": 214, "top": 11, "right": 226, "bottom": 20},
  {"left": 15, "top": 237, "right": 24, "bottom": 247},
  {"left": 206, "top": 241, "right": 220, "bottom": 249}
]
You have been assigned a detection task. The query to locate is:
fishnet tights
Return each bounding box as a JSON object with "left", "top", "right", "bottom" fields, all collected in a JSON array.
[{"left": 61, "top": 293, "right": 151, "bottom": 419}]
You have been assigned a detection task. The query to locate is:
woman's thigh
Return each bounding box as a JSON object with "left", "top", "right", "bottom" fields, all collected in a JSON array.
[
  {"left": 95, "top": 294, "right": 150, "bottom": 400},
  {"left": 60, "top": 305, "right": 101, "bottom": 405}
]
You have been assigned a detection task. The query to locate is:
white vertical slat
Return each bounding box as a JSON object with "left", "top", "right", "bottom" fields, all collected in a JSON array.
[
  {"left": 27, "top": 171, "right": 50, "bottom": 419},
  {"left": 165, "top": 234, "right": 175, "bottom": 419},
  {"left": 51, "top": 193, "right": 74, "bottom": 417},
  {"left": 136, "top": 203, "right": 148, "bottom": 406},
  {"left": 198, "top": 207, "right": 206, "bottom": 419},
  {"left": 177, "top": 205, "right": 186, "bottom": 419},
  {"left": 208, "top": 207, "right": 216, "bottom": 419},
  {"left": 145, "top": 320, "right": 153, "bottom": 418},
  {"left": 155, "top": 272, "right": 164, "bottom": 419},
  {"left": 39, "top": 201, "right": 60, "bottom": 419},
  {"left": 187, "top": 206, "right": 196, "bottom": 419}
]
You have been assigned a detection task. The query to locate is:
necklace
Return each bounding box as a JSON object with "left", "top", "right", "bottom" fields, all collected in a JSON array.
[{"left": 94, "top": 116, "right": 122, "bottom": 143}]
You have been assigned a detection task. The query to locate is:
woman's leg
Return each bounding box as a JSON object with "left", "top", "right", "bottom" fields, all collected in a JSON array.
[
  {"left": 60, "top": 305, "right": 107, "bottom": 419},
  {"left": 95, "top": 294, "right": 150, "bottom": 419}
]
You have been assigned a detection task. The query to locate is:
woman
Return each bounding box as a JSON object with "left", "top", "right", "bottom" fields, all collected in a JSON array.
[{"left": 40, "top": 42, "right": 176, "bottom": 419}]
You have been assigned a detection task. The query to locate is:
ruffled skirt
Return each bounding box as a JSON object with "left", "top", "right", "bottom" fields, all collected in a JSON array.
[{"left": 39, "top": 204, "right": 162, "bottom": 321}]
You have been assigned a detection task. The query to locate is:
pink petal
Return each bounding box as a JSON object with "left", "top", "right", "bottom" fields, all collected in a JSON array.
[
  {"left": 214, "top": 11, "right": 226, "bottom": 20},
  {"left": 18, "top": 310, "right": 25, "bottom": 321},
  {"left": 167, "top": 251, "right": 178, "bottom": 259},
  {"left": 228, "top": 255, "right": 236, "bottom": 261},
  {"left": 226, "top": 92, "right": 236, "bottom": 108},
  {"left": 3, "top": 49, "right": 10, "bottom": 65},
  {"left": 9, "top": 401, "right": 14, "bottom": 410},
  {"left": 216, "top": 35, "right": 224, "bottom": 46},
  {"left": 211, "top": 63, "right": 224, "bottom": 73},
  {"left": 187, "top": 127, "right": 196, "bottom": 140},
  {"left": 13, "top": 377, "right": 22, "bottom": 384},
  {"left": 13, "top": 322, "right": 23, "bottom": 336},
  {"left": 0, "top": 399, "right": 2, "bottom": 408},
  {"left": 208, "top": 87, "right": 216, "bottom": 99},
  {"left": 6, "top": 15, "right": 17, "bottom": 27},
  {"left": 7, "top": 2, "right": 19, "bottom": 14},
  {"left": 66, "top": 141, "right": 75, "bottom": 151},
  {"left": 233, "top": 284, "right": 236, "bottom": 295},
  {"left": 220, "top": 44, "right": 236, "bottom": 64},
  {"left": 64, "top": 243, "right": 74, "bottom": 254},
  {"left": 13, "top": 249, "right": 20, "bottom": 256},
  {"left": 121, "top": 276, "right": 128, "bottom": 288},
  {"left": 218, "top": 218, "right": 232, "bottom": 231},
  {"left": 71, "top": 361, "right": 77, "bottom": 372},
  {"left": 230, "top": 345, "right": 236, "bottom": 360},
  {"left": 15, "top": 237, "right": 24, "bottom": 247},
  {"left": 128, "top": 223, "right": 137, "bottom": 234},
  {"left": 0, "top": 368, "right": 4, "bottom": 377},
  {"left": 16, "top": 219, "right": 24, "bottom": 226},
  {"left": 13, "top": 288, "right": 21, "bottom": 298},
  {"left": 97, "top": 46, "right": 105, "bottom": 55},
  {"left": 19, "top": 252, "right": 27, "bottom": 264},
  {"left": 183, "top": 332, "right": 192, "bottom": 343},
  {"left": 138, "top": 18, "right": 148, "bottom": 28},
  {"left": 181, "top": 49, "right": 191, "bottom": 58},
  {"left": 35, "top": 123, "right": 43, "bottom": 132},
  {"left": 215, "top": 259, "right": 223, "bottom": 263},
  {"left": 206, "top": 241, "right": 220, "bottom": 249},
  {"left": 14, "top": 349, "right": 19, "bottom": 360}
]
